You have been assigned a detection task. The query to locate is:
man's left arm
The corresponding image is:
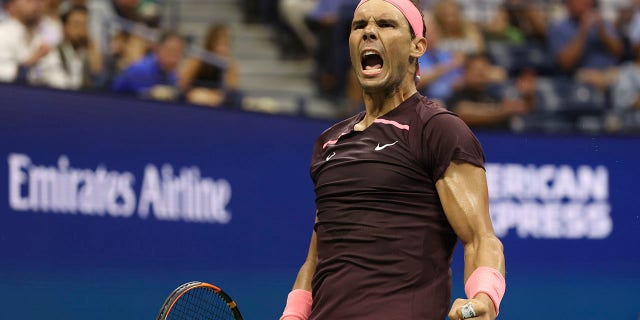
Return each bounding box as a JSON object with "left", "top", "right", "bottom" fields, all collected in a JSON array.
[{"left": 436, "top": 161, "right": 505, "bottom": 320}]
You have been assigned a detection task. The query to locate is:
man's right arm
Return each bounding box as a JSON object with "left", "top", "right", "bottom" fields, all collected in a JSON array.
[
  {"left": 292, "top": 227, "right": 317, "bottom": 291},
  {"left": 280, "top": 216, "right": 317, "bottom": 320}
]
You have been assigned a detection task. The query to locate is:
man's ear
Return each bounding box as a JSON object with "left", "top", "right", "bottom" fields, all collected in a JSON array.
[{"left": 410, "top": 36, "right": 427, "bottom": 59}]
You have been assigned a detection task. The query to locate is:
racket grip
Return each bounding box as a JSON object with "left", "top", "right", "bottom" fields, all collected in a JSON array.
[{"left": 280, "top": 289, "right": 312, "bottom": 320}]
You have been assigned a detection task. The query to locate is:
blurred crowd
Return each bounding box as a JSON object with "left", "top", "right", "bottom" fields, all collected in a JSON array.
[
  {"left": 0, "top": 0, "right": 241, "bottom": 108},
  {"left": 3, "top": 0, "right": 640, "bottom": 134},
  {"left": 247, "top": 0, "right": 640, "bottom": 134}
]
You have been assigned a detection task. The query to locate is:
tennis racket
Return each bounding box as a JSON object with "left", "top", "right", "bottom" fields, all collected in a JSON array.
[{"left": 156, "top": 281, "right": 243, "bottom": 320}]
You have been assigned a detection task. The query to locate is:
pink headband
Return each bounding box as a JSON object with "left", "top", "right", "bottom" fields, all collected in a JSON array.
[{"left": 355, "top": 0, "right": 424, "bottom": 39}]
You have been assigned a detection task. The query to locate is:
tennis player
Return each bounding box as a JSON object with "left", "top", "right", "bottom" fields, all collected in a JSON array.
[{"left": 280, "top": 0, "right": 506, "bottom": 319}]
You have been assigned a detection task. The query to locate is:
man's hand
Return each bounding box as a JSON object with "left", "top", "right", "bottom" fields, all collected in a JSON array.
[{"left": 448, "top": 293, "right": 496, "bottom": 320}]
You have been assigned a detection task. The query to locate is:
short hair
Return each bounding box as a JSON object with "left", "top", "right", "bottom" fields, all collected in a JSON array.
[
  {"left": 157, "top": 31, "right": 185, "bottom": 45},
  {"left": 61, "top": 5, "right": 88, "bottom": 24},
  {"left": 464, "top": 53, "right": 490, "bottom": 70}
]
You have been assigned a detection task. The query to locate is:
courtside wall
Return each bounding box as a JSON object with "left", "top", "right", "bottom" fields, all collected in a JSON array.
[{"left": 1, "top": 84, "right": 638, "bottom": 319}]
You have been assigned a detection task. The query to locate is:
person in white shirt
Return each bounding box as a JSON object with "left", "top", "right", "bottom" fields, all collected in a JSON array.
[
  {"left": 40, "top": 0, "right": 63, "bottom": 45},
  {"left": 39, "top": 4, "right": 102, "bottom": 89},
  {"left": 0, "top": 0, "right": 54, "bottom": 84}
]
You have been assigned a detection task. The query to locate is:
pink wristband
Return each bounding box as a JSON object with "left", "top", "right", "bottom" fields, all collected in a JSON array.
[
  {"left": 280, "top": 289, "right": 312, "bottom": 320},
  {"left": 355, "top": 0, "right": 424, "bottom": 40},
  {"left": 464, "top": 266, "right": 506, "bottom": 315}
]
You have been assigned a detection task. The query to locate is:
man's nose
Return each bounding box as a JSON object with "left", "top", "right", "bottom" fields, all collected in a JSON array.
[{"left": 362, "top": 26, "right": 378, "bottom": 41}]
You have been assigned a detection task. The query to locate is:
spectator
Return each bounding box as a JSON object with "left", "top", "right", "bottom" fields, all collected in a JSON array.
[
  {"left": 484, "top": 0, "right": 548, "bottom": 44},
  {"left": 447, "top": 53, "right": 533, "bottom": 130},
  {"left": 613, "top": 0, "right": 638, "bottom": 61},
  {"left": 600, "top": 0, "right": 631, "bottom": 23},
  {"left": 39, "top": 0, "right": 63, "bottom": 46},
  {"left": 417, "top": 11, "right": 464, "bottom": 103},
  {"left": 305, "top": 0, "right": 355, "bottom": 95},
  {"left": 179, "top": 24, "right": 241, "bottom": 108},
  {"left": 137, "top": 0, "right": 159, "bottom": 27},
  {"left": 611, "top": 24, "right": 640, "bottom": 110},
  {"left": 60, "top": 1, "right": 99, "bottom": 42},
  {"left": 0, "top": 0, "right": 52, "bottom": 84},
  {"left": 76, "top": 0, "right": 149, "bottom": 71},
  {"left": 111, "top": 0, "right": 138, "bottom": 21},
  {"left": 432, "top": 0, "right": 485, "bottom": 55},
  {"left": 278, "top": 0, "right": 317, "bottom": 56},
  {"left": 38, "top": 4, "right": 102, "bottom": 89},
  {"left": 112, "top": 31, "right": 185, "bottom": 101},
  {"left": 110, "top": 0, "right": 151, "bottom": 67},
  {"left": 549, "top": 0, "right": 623, "bottom": 75},
  {"left": 456, "top": 0, "right": 502, "bottom": 31}
]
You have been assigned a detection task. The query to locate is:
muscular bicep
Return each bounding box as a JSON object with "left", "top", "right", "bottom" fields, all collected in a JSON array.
[
  {"left": 435, "top": 161, "right": 494, "bottom": 245},
  {"left": 436, "top": 161, "right": 504, "bottom": 279}
]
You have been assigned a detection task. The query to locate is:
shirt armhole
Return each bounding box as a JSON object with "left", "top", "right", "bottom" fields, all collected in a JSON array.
[{"left": 420, "top": 112, "right": 485, "bottom": 182}]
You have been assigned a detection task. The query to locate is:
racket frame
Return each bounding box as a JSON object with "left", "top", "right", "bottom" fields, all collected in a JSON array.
[{"left": 156, "top": 281, "right": 243, "bottom": 320}]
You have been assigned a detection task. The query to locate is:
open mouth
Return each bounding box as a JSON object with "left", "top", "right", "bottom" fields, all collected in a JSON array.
[{"left": 361, "top": 50, "right": 383, "bottom": 76}]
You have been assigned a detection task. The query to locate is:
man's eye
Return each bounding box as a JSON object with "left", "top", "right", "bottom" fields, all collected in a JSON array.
[{"left": 353, "top": 24, "right": 365, "bottom": 30}]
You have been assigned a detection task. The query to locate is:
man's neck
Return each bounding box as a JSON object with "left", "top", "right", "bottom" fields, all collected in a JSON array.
[
  {"left": 11, "top": 16, "right": 38, "bottom": 35},
  {"left": 356, "top": 79, "right": 417, "bottom": 131}
]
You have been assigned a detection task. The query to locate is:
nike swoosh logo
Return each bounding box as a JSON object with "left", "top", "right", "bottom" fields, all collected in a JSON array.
[
  {"left": 326, "top": 152, "right": 336, "bottom": 161},
  {"left": 375, "top": 141, "right": 398, "bottom": 151}
]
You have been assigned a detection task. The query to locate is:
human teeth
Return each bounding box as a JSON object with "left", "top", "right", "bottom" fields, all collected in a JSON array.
[{"left": 363, "top": 51, "right": 376, "bottom": 56}]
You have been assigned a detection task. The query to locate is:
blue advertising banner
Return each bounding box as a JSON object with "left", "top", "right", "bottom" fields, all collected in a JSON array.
[{"left": 1, "top": 84, "right": 639, "bottom": 319}]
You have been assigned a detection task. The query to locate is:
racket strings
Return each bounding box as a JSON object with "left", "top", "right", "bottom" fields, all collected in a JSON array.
[{"left": 167, "top": 287, "right": 236, "bottom": 320}]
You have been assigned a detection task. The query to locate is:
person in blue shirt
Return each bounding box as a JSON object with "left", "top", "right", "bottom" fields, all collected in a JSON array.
[
  {"left": 417, "top": 11, "right": 464, "bottom": 103},
  {"left": 112, "top": 31, "right": 186, "bottom": 100},
  {"left": 548, "top": 0, "right": 623, "bottom": 74}
]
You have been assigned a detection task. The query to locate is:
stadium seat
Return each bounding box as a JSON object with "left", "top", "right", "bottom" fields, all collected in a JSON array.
[
  {"left": 557, "top": 77, "right": 605, "bottom": 115},
  {"left": 487, "top": 41, "right": 557, "bottom": 77}
]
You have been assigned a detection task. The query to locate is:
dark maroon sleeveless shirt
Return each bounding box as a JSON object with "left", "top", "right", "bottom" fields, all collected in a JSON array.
[{"left": 309, "top": 93, "right": 485, "bottom": 320}]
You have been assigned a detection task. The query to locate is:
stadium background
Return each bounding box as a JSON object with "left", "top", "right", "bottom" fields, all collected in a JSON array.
[{"left": 1, "top": 0, "right": 640, "bottom": 319}]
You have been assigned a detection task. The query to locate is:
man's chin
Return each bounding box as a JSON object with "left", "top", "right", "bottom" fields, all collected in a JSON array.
[
  {"left": 358, "top": 73, "right": 387, "bottom": 90},
  {"left": 22, "top": 17, "right": 41, "bottom": 28}
]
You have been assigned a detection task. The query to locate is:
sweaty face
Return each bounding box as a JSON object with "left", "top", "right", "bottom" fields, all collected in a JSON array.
[{"left": 349, "top": 0, "right": 417, "bottom": 93}]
